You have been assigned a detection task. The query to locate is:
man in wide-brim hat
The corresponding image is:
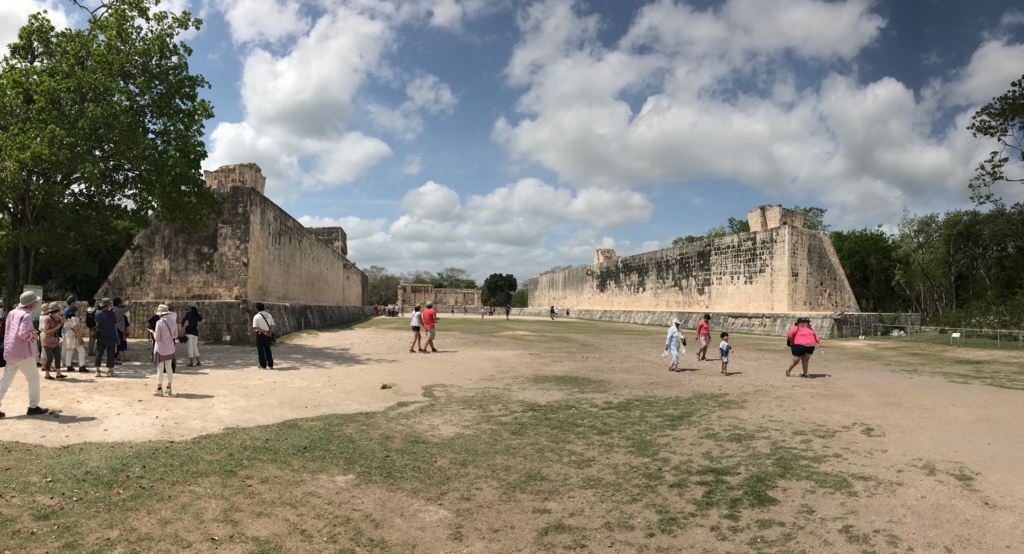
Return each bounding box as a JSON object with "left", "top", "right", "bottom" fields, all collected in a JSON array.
[{"left": 0, "top": 291, "right": 50, "bottom": 418}]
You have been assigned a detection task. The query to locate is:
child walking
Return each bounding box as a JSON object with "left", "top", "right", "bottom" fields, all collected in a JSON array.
[{"left": 719, "top": 332, "right": 732, "bottom": 376}]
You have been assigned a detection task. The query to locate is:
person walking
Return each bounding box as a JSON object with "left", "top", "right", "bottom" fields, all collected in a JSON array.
[
  {"left": 94, "top": 298, "right": 119, "bottom": 377},
  {"left": 150, "top": 305, "right": 178, "bottom": 396},
  {"left": 549, "top": 306, "right": 556, "bottom": 320},
  {"left": 181, "top": 301, "right": 204, "bottom": 366},
  {"left": 62, "top": 306, "right": 88, "bottom": 372},
  {"left": 696, "top": 314, "right": 711, "bottom": 361},
  {"left": 112, "top": 297, "right": 131, "bottom": 364},
  {"left": 505, "top": 304, "right": 511, "bottom": 321},
  {"left": 0, "top": 291, "right": 50, "bottom": 417},
  {"left": 252, "top": 303, "right": 275, "bottom": 369},
  {"left": 85, "top": 299, "right": 98, "bottom": 356},
  {"left": 664, "top": 318, "right": 686, "bottom": 372},
  {"left": 41, "top": 303, "right": 66, "bottom": 380},
  {"left": 409, "top": 304, "right": 423, "bottom": 353},
  {"left": 421, "top": 301, "right": 438, "bottom": 353},
  {"left": 786, "top": 317, "right": 821, "bottom": 377}
]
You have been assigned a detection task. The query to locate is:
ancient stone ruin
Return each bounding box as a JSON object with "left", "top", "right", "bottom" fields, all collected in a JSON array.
[
  {"left": 525, "top": 205, "right": 916, "bottom": 337},
  {"left": 397, "top": 284, "right": 482, "bottom": 312},
  {"left": 97, "top": 164, "right": 372, "bottom": 342}
]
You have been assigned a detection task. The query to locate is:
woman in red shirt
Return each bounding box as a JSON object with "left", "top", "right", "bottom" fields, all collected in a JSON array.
[{"left": 786, "top": 317, "right": 821, "bottom": 378}]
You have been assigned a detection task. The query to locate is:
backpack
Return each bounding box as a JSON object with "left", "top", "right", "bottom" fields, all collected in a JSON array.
[{"left": 86, "top": 308, "right": 97, "bottom": 328}]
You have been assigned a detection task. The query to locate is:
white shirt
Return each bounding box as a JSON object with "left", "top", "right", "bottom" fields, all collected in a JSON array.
[
  {"left": 253, "top": 311, "right": 275, "bottom": 332},
  {"left": 666, "top": 326, "right": 681, "bottom": 346},
  {"left": 410, "top": 311, "right": 422, "bottom": 327},
  {"left": 64, "top": 316, "right": 81, "bottom": 336},
  {"left": 719, "top": 341, "right": 731, "bottom": 356}
]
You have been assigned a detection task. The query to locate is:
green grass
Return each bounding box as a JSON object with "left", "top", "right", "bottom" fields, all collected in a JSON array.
[{"left": 0, "top": 382, "right": 896, "bottom": 553}]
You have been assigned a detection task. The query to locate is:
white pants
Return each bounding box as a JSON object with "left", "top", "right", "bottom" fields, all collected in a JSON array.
[
  {"left": 669, "top": 342, "right": 680, "bottom": 366},
  {"left": 156, "top": 359, "right": 173, "bottom": 385},
  {"left": 64, "top": 332, "right": 86, "bottom": 366},
  {"left": 0, "top": 357, "right": 42, "bottom": 410},
  {"left": 186, "top": 335, "right": 199, "bottom": 358}
]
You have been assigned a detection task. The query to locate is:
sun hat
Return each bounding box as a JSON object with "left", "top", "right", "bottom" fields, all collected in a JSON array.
[
  {"left": 187, "top": 300, "right": 197, "bottom": 308},
  {"left": 99, "top": 298, "right": 112, "bottom": 308},
  {"left": 672, "top": 318, "right": 682, "bottom": 325},
  {"left": 155, "top": 304, "right": 171, "bottom": 315},
  {"left": 47, "top": 302, "right": 61, "bottom": 313},
  {"left": 67, "top": 295, "right": 77, "bottom": 303},
  {"left": 19, "top": 290, "right": 39, "bottom": 308}
]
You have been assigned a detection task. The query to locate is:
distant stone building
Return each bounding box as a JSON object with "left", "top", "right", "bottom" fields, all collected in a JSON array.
[
  {"left": 98, "top": 164, "right": 371, "bottom": 342},
  {"left": 397, "top": 284, "right": 481, "bottom": 311},
  {"left": 523, "top": 204, "right": 894, "bottom": 337}
]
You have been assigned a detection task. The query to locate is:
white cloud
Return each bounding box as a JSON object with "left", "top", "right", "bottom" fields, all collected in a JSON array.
[
  {"left": 0, "top": 0, "right": 69, "bottom": 57},
  {"left": 494, "top": 0, "right": 1018, "bottom": 223},
  {"left": 369, "top": 74, "right": 458, "bottom": 139},
  {"left": 298, "top": 176, "right": 652, "bottom": 278},
  {"left": 401, "top": 155, "right": 423, "bottom": 175},
  {"left": 208, "top": 0, "right": 309, "bottom": 44}
]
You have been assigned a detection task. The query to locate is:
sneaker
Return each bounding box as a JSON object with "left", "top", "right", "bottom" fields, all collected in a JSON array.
[
  {"left": 115, "top": 360, "right": 123, "bottom": 365},
  {"left": 422, "top": 350, "right": 431, "bottom": 354},
  {"left": 431, "top": 348, "right": 438, "bottom": 353},
  {"left": 153, "top": 388, "right": 163, "bottom": 396},
  {"left": 56, "top": 374, "right": 67, "bottom": 380},
  {"left": 785, "top": 370, "right": 791, "bottom": 377},
  {"left": 45, "top": 375, "right": 55, "bottom": 380},
  {"left": 26, "top": 406, "right": 49, "bottom": 416},
  {"left": 164, "top": 386, "right": 172, "bottom": 397},
  {"left": 0, "top": 411, "right": 5, "bottom": 419},
  {"left": 78, "top": 367, "right": 89, "bottom": 373}
]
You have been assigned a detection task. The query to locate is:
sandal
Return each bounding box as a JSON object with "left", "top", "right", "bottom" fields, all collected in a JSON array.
[
  {"left": 45, "top": 375, "right": 55, "bottom": 380},
  {"left": 56, "top": 374, "right": 67, "bottom": 379},
  {"left": 106, "top": 369, "right": 115, "bottom": 377}
]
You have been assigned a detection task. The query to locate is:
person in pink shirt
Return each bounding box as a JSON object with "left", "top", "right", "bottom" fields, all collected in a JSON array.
[
  {"left": 0, "top": 291, "right": 50, "bottom": 418},
  {"left": 149, "top": 304, "right": 178, "bottom": 397},
  {"left": 696, "top": 314, "right": 711, "bottom": 361},
  {"left": 786, "top": 317, "right": 821, "bottom": 378}
]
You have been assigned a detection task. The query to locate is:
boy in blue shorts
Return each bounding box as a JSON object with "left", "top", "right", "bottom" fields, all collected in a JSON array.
[{"left": 719, "top": 332, "right": 732, "bottom": 376}]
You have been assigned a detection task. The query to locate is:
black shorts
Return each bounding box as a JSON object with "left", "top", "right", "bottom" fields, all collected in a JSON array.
[
  {"left": 411, "top": 326, "right": 420, "bottom": 332},
  {"left": 791, "top": 345, "right": 815, "bottom": 357}
]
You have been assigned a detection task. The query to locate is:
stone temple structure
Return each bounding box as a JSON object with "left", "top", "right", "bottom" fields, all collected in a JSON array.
[
  {"left": 525, "top": 205, "right": 916, "bottom": 337},
  {"left": 97, "top": 164, "right": 372, "bottom": 343},
  {"left": 397, "top": 284, "right": 482, "bottom": 311}
]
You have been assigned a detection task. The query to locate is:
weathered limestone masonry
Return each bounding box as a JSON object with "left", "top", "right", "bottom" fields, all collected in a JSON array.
[
  {"left": 397, "top": 284, "right": 481, "bottom": 310},
  {"left": 508, "top": 309, "right": 920, "bottom": 339},
  {"left": 98, "top": 164, "right": 372, "bottom": 343},
  {"left": 525, "top": 205, "right": 906, "bottom": 338}
]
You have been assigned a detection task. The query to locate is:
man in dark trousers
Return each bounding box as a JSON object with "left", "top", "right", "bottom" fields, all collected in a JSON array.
[
  {"left": 252, "top": 303, "right": 275, "bottom": 369},
  {"left": 93, "top": 298, "right": 119, "bottom": 376}
]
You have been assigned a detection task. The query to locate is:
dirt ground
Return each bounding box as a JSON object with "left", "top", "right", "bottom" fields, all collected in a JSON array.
[{"left": 2, "top": 314, "right": 1024, "bottom": 553}]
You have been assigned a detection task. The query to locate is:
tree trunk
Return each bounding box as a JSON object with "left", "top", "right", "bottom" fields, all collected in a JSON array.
[{"left": 5, "top": 244, "right": 18, "bottom": 310}]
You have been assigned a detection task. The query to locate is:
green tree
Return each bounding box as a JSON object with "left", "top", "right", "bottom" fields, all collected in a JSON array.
[
  {"left": 967, "top": 74, "right": 1024, "bottom": 205},
  {"left": 0, "top": 0, "right": 218, "bottom": 305},
  {"left": 481, "top": 273, "right": 517, "bottom": 306},
  {"left": 510, "top": 288, "right": 528, "bottom": 308},
  {"left": 431, "top": 267, "right": 477, "bottom": 289},
  {"left": 792, "top": 205, "right": 830, "bottom": 232},
  {"left": 830, "top": 227, "right": 901, "bottom": 312},
  {"left": 364, "top": 266, "right": 400, "bottom": 305}
]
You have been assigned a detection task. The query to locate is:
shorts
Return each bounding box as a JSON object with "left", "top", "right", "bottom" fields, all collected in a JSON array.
[
  {"left": 411, "top": 326, "right": 420, "bottom": 332},
  {"left": 425, "top": 327, "right": 435, "bottom": 340},
  {"left": 791, "top": 345, "right": 815, "bottom": 357},
  {"left": 699, "top": 335, "right": 710, "bottom": 347},
  {"left": 721, "top": 356, "right": 728, "bottom": 363}
]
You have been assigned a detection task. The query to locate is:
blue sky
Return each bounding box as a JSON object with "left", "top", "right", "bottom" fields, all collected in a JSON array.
[{"left": 4, "top": 0, "right": 1024, "bottom": 281}]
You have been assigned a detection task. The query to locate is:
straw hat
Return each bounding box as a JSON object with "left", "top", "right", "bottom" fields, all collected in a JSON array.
[{"left": 155, "top": 304, "right": 171, "bottom": 315}]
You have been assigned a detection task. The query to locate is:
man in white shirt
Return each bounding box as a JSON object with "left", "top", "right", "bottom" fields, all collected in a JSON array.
[{"left": 252, "top": 302, "right": 275, "bottom": 369}]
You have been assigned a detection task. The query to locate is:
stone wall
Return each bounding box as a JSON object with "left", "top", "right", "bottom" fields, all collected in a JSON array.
[
  {"left": 528, "top": 226, "right": 858, "bottom": 314},
  {"left": 99, "top": 165, "right": 367, "bottom": 308},
  {"left": 507, "top": 308, "right": 919, "bottom": 339},
  {"left": 122, "top": 301, "right": 374, "bottom": 344},
  {"left": 397, "top": 284, "right": 481, "bottom": 309}
]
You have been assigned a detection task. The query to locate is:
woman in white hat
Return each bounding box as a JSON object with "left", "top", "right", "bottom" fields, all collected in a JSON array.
[
  {"left": 149, "top": 304, "right": 178, "bottom": 396},
  {"left": 664, "top": 318, "right": 686, "bottom": 372}
]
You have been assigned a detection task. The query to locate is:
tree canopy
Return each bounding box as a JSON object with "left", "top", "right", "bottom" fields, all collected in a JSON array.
[
  {"left": 967, "top": 74, "right": 1024, "bottom": 205},
  {"left": 481, "top": 273, "right": 517, "bottom": 306},
  {"left": 0, "top": 0, "right": 217, "bottom": 304}
]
